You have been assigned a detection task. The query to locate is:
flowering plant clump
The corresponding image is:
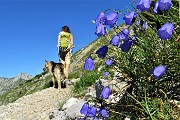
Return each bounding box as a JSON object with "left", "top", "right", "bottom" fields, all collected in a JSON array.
[
  {"left": 81, "top": 0, "right": 179, "bottom": 119},
  {"left": 80, "top": 87, "right": 110, "bottom": 119}
]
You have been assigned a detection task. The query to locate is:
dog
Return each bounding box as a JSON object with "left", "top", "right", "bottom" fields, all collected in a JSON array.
[{"left": 43, "top": 60, "right": 67, "bottom": 89}]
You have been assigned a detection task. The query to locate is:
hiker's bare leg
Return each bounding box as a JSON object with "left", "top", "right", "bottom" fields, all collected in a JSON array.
[
  {"left": 52, "top": 76, "right": 55, "bottom": 87},
  {"left": 65, "top": 64, "right": 70, "bottom": 79},
  {"left": 57, "top": 79, "right": 61, "bottom": 89}
]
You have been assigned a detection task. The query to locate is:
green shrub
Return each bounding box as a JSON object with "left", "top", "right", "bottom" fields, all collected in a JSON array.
[{"left": 73, "top": 70, "right": 100, "bottom": 94}]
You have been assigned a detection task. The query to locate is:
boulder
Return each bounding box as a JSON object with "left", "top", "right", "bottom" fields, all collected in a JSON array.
[
  {"left": 65, "top": 100, "right": 85, "bottom": 119},
  {"left": 108, "top": 80, "right": 128, "bottom": 93},
  {"left": 95, "top": 79, "right": 110, "bottom": 98},
  {"left": 62, "top": 97, "right": 78, "bottom": 110}
]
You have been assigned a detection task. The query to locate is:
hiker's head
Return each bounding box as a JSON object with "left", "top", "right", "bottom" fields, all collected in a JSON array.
[{"left": 62, "top": 26, "right": 71, "bottom": 33}]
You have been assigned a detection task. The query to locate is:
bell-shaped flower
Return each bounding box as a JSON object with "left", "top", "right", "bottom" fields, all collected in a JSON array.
[
  {"left": 130, "top": 35, "right": 136, "bottom": 45},
  {"left": 120, "top": 39, "right": 132, "bottom": 52},
  {"left": 93, "top": 117, "right": 98, "bottom": 120},
  {"left": 100, "top": 108, "right": 109, "bottom": 117},
  {"left": 104, "top": 72, "right": 109, "bottom": 77},
  {"left": 158, "top": 0, "right": 172, "bottom": 11},
  {"left": 95, "top": 23, "right": 106, "bottom": 37},
  {"left": 87, "top": 106, "right": 97, "bottom": 117},
  {"left": 130, "top": 35, "right": 136, "bottom": 41},
  {"left": 123, "top": 11, "right": 137, "bottom": 26},
  {"left": 122, "top": 28, "right": 130, "bottom": 36},
  {"left": 110, "top": 35, "right": 120, "bottom": 46},
  {"left": 153, "top": 1, "right": 160, "bottom": 14},
  {"left": 105, "top": 57, "right": 114, "bottom": 66},
  {"left": 136, "top": 20, "right": 140, "bottom": 26},
  {"left": 158, "top": 22, "right": 174, "bottom": 40},
  {"left": 96, "top": 46, "right": 108, "bottom": 58},
  {"left": 137, "top": 0, "right": 152, "bottom": 12},
  {"left": 100, "top": 86, "right": 111, "bottom": 99},
  {"left": 119, "top": 28, "right": 130, "bottom": 41},
  {"left": 95, "top": 12, "right": 105, "bottom": 24},
  {"left": 104, "top": 12, "right": 118, "bottom": 28},
  {"left": 84, "top": 57, "right": 94, "bottom": 71},
  {"left": 142, "top": 21, "right": 148, "bottom": 30},
  {"left": 80, "top": 103, "right": 89, "bottom": 115},
  {"left": 151, "top": 65, "right": 166, "bottom": 79}
]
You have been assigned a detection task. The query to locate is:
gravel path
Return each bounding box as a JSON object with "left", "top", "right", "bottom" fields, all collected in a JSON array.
[{"left": 0, "top": 87, "right": 72, "bottom": 120}]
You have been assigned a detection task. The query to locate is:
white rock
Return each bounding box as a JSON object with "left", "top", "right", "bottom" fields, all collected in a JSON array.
[
  {"left": 108, "top": 80, "right": 128, "bottom": 93},
  {"left": 124, "top": 117, "right": 131, "bottom": 120},
  {"left": 62, "top": 97, "right": 78, "bottom": 110},
  {"left": 65, "top": 100, "right": 85, "bottom": 119}
]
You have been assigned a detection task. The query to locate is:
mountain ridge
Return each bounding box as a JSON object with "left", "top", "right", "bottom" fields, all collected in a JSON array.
[{"left": 0, "top": 73, "right": 34, "bottom": 95}]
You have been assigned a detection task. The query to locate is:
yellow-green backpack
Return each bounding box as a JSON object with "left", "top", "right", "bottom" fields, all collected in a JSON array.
[{"left": 59, "top": 32, "right": 71, "bottom": 48}]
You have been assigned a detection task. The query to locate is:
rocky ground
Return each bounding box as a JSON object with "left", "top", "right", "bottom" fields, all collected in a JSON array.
[
  {"left": 0, "top": 86, "right": 72, "bottom": 120},
  {"left": 0, "top": 77, "right": 179, "bottom": 120}
]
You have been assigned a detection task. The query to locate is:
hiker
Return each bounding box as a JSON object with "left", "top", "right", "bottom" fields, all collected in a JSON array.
[{"left": 58, "top": 26, "right": 74, "bottom": 79}]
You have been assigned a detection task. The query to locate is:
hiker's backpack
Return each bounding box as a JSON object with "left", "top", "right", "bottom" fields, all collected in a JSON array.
[{"left": 58, "top": 31, "right": 71, "bottom": 52}]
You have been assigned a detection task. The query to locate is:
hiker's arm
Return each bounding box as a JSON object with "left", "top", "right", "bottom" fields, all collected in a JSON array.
[
  {"left": 70, "top": 34, "right": 74, "bottom": 47},
  {"left": 57, "top": 34, "right": 60, "bottom": 48}
]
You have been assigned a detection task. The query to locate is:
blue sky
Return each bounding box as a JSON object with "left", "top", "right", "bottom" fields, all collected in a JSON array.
[{"left": 0, "top": 0, "right": 136, "bottom": 78}]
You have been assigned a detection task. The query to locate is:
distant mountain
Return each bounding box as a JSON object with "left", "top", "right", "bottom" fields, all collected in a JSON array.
[{"left": 0, "top": 73, "right": 33, "bottom": 95}]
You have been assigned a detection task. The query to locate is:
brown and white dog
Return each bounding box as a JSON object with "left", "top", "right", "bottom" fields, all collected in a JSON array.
[{"left": 43, "top": 60, "right": 67, "bottom": 89}]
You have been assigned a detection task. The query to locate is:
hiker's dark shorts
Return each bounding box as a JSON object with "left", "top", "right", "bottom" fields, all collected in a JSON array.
[{"left": 59, "top": 50, "right": 71, "bottom": 64}]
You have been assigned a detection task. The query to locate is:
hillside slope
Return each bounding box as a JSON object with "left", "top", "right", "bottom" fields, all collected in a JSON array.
[{"left": 70, "top": 24, "right": 127, "bottom": 73}]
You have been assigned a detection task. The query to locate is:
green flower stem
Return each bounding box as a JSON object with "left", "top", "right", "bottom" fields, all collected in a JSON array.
[
  {"left": 126, "top": 91, "right": 148, "bottom": 115},
  {"left": 144, "top": 89, "right": 153, "bottom": 120},
  {"left": 105, "top": 30, "right": 111, "bottom": 41}
]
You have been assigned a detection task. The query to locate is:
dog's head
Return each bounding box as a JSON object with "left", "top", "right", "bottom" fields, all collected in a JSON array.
[{"left": 43, "top": 60, "right": 52, "bottom": 72}]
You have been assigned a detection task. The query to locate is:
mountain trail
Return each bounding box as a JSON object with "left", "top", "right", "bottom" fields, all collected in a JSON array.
[{"left": 0, "top": 86, "right": 72, "bottom": 120}]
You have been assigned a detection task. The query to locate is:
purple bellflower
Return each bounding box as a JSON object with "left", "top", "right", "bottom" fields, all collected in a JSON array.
[
  {"left": 110, "top": 35, "right": 120, "bottom": 46},
  {"left": 136, "top": 20, "right": 141, "bottom": 26},
  {"left": 87, "top": 106, "right": 97, "bottom": 117},
  {"left": 100, "top": 86, "right": 111, "bottom": 99},
  {"left": 120, "top": 39, "right": 132, "bottom": 52},
  {"left": 105, "top": 57, "right": 114, "bottom": 66},
  {"left": 151, "top": 65, "right": 166, "bottom": 79},
  {"left": 104, "top": 12, "right": 118, "bottom": 28},
  {"left": 137, "top": 0, "right": 152, "bottom": 12},
  {"left": 84, "top": 57, "right": 94, "bottom": 71},
  {"left": 95, "top": 23, "right": 106, "bottom": 37},
  {"left": 142, "top": 21, "right": 148, "bottom": 30},
  {"left": 122, "top": 28, "right": 130, "bottom": 36},
  {"left": 158, "top": 22, "right": 174, "bottom": 40},
  {"left": 80, "top": 103, "right": 89, "bottom": 115},
  {"left": 130, "top": 35, "right": 136, "bottom": 41},
  {"left": 158, "top": 0, "right": 172, "bottom": 11},
  {"left": 104, "top": 72, "right": 109, "bottom": 77},
  {"left": 130, "top": 35, "right": 136, "bottom": 45},
  {"left": 100, "top": 108, "right": 109, "bottom": 117},
  {"left": 123, "top": 11, "right": 137, "bottom": 26},
  {"left": 96, "top": 46, "right": 108, "bottom": 58},
  {"left": 153, "top": 1, "right": 160, "bottom": 14},
  {"left": 95, "top": 12, "right": 105, "bottom": 24},
  {"left": 119, "top": 28, "right": 130, "bottom": 41}
]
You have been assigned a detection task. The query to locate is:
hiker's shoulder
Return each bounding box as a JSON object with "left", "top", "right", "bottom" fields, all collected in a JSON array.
[{"left": 59, "top": 31, "right": 65, "bottom": 35}]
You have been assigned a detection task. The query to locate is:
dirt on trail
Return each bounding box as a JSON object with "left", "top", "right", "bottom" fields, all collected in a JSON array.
[{"left": 0, "top": 86, "right": 72, "bottom": 120}]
